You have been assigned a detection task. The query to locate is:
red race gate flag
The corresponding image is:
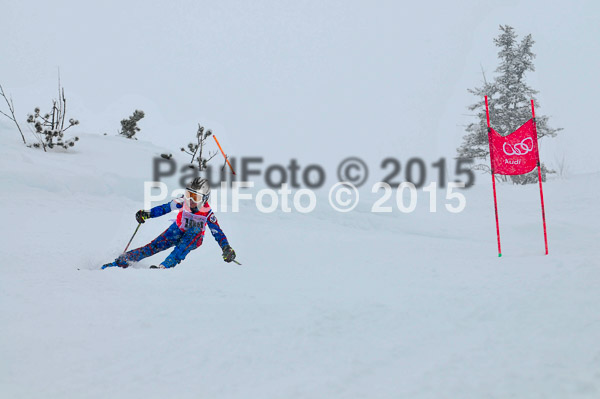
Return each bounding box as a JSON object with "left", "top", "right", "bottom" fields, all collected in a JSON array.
[
  {"left": 488, "top": 119, "right": 539, "bottom": 175},
  {"left": 485, "top": 96, "right": 548, "bottom": 257}
]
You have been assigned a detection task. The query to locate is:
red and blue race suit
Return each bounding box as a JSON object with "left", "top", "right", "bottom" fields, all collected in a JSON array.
[{"left": 114, "top": 197, "right": 229, "bottom": 268}]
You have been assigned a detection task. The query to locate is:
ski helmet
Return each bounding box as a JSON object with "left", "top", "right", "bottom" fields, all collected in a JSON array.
[{"left": 186, "top": 177, "right": 210, "bottom": 204}]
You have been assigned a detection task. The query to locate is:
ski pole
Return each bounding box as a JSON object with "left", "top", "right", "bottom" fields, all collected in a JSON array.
[
  {"left": 232, "top": 259, "right": 242, "bottom": 265},
  {"left": 123, "top": 223, "right": 142, "bottom": 253}
]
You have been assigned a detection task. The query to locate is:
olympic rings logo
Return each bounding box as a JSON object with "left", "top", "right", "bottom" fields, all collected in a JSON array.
[{"left": 503, "top": 137, "right": 534, "bottom": 156}]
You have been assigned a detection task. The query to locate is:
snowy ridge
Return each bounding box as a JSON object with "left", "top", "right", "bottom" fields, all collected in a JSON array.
[{"left": 1, "top": 132, "right": 599, "bottom": 398}]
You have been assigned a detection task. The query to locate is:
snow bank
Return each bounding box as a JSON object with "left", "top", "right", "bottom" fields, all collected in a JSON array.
[{"left": 1, "top": 132, "right": 599, "bottom": 398}]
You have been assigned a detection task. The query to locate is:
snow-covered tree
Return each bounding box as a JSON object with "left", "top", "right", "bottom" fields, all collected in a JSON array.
[
  {"left": 457, "top": 25, "right": 561, "bottom": 184},
  {"left": 181, "top": 124, "right": 217, "bottom": 171},
  {"left": 119, "top": 110, "right": 145, "bottom": 139},
  {"left": 26, "top": 83, "right": 79, "bottom": 151}
]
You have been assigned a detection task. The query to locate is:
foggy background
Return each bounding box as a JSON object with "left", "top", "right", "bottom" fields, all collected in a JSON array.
[{"left": 1, "top": 0, "right": 598, "bottom": 180}]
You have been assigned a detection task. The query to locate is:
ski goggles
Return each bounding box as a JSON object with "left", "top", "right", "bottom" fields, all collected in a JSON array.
[{"left": 185, "top": 189, "right": 209, "bottom": 204}]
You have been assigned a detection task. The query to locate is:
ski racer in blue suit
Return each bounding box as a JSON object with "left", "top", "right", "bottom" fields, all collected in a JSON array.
[{"left": 102, "top": 178, "right": 236, "bottom": 269}]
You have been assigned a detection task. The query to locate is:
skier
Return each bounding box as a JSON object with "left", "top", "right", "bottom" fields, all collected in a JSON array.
[{"left": 102, "top": 178, "right": 236, "bottom": 269}]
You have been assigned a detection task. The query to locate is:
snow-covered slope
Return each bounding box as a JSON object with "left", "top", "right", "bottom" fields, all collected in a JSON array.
[{"left": 1, "top": 133, "right": 599, "bottom": 398}]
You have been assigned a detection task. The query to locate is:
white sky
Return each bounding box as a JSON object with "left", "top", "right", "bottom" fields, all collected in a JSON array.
[{"left": 1, "top": 0, "right": 598, "bottom": 174}]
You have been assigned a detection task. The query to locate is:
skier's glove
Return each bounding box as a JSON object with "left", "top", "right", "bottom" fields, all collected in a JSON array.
[
  {"left": 135, "top": 210, "right": 151, "bottom": 224},
  {"left": 222, "top": 245, "right": 236, "bottom": 263}
]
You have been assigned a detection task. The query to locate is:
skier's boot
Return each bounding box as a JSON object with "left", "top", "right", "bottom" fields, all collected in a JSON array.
[
  {"left": 101, "top": 262, "right": 120, "bottom": 269},
  {"left": 150, "top": 265, "right": 166, "bottom": 269},
  {"left": 101, "top": 259, "right": 128, "bottom": 269}
]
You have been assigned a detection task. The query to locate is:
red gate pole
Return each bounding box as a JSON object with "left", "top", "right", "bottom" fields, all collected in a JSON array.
[
  {"left": 485, "top": 96, "right": 502, "bottom": 257},
  {"left": 531, "top": 100, "right": 549, "bottom": 255}
]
